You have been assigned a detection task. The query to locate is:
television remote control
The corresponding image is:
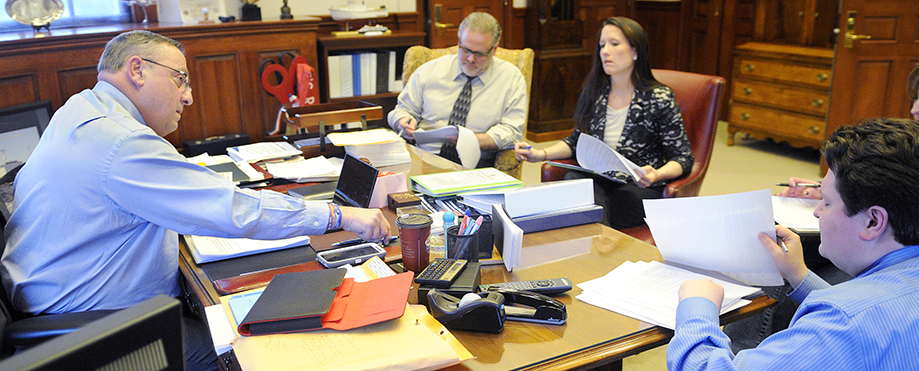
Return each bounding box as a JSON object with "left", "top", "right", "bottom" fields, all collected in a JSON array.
[{"left": 480, "top": 278, "right": 573, "bottom": 296}]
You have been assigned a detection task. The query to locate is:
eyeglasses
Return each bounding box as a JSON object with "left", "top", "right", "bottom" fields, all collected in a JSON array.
[
  {"left": 142, "top": 58, "right": 191, "bottom": 91},
  {"left": 458, "top": 43, "right": 494, "bottom": 59}
]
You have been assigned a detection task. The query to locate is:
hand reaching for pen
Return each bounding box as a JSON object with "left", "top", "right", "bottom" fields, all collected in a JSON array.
[
  {"left": 396, "top": 117, "right": 418, "bottom": 139},
  {"left": 338, "top": 207, "right": 391, "bottom": 242},
  {"left": 777, "top": 177, "right": 823, "bottom": 199}
]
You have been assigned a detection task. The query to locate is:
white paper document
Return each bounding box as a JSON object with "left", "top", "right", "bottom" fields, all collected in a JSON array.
[
  {"left": 227, "top": 142, "right": 302, "bottom": 163},
  {"left": 326, "top": 128, "right": 401, "bottom": 146},
  {"left": 184, "top": 235, "right": 311, "bottom": 264},
  {"left": 491, "top": 204, "right": 523, "bottom": 271},
  {"left": 643, "top": 189, "right": 784, "bottom": 286},
  {"left": 576, "top": 133, "right": 647, "bottom": 182},
  {"left": 412, "top": 125, "right": 457, "bottom": 145},
  {"left": 772, "top": 196, "right": 820, "bottom": 233},
  {"left": 577, "top": 261, "right": 760, "bottom": 329},
  {"left": 265, "top": 156, "right": 340, "bottom": 183}
]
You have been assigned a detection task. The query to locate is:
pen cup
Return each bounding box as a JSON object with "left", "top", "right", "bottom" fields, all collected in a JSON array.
[
  {"left": 446, "top": 225, "right": 479, "bottom": 262},
  {"left": 395, "top": 214, "right": 433, "bottom": 273}
]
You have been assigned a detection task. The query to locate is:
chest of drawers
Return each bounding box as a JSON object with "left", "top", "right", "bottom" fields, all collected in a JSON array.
[{"left": 727, "top": 42, "right": 835, "bottom": 149}]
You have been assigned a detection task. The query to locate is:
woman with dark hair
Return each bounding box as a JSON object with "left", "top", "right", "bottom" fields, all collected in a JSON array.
[{"left": 515, "top": 17, "right": 693, "bottom": 229}]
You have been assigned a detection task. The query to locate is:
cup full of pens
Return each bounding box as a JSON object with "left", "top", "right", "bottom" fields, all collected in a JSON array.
[{"left": 446, "top": 213, "right": 483, "bottom": 262}]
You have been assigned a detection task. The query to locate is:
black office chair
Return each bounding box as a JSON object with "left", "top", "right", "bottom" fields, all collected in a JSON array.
[{"left": 0, "top": 198, "right": 116, "bottom": 357}]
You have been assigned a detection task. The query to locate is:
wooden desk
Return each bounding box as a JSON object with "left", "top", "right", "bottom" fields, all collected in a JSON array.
[{"left": 178, "top": 146, "right": 775, "bottom": 370}]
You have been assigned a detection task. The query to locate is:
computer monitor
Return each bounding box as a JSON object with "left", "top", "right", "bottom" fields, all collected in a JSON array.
[
  {"left": 0, "top": 295, "right": 185, "bottom": 371},
  {"left": 0, "top": 100, "right": 52, "bottom": 168}
]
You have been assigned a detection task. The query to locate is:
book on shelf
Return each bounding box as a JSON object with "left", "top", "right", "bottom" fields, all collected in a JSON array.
[
  {"left": 351, "top": 54, "right": 361, "bottom": 96},
  {"left": 339, "top": 54, "right": 354, "bottom": 98},
  {"left": 327, "top": 54, "right": 343, "bottom": 99},
  {"left": 410, "top": 167, "right": 522, "bottom": 197}
]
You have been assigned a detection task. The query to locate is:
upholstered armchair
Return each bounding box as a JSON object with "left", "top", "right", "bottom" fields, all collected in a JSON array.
[
  {"left": 402, "top": 45, "right": 535, "bottom": 179},
  {"left": 540, "top": 69, "right": 726, "bottom": 244}
]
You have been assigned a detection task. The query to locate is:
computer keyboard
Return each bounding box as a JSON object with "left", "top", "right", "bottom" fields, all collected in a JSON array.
[{"left": 414, "top": 258, "right": 467, "bottom": 288}]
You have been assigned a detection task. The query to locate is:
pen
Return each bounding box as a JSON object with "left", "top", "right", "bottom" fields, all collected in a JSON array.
[
  {"left": 775, "top": 183, "right": 821, "bottom": 188},
  {"left": 779, "top": 239, "right": 789, "bottom": 253},
  {"left": 331, "top": 236, "right": 397, "bottom": 247}
]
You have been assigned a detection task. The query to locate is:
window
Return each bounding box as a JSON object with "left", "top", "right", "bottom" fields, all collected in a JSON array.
[{"left": 1, "top": 0, "right": 129, "bottom": 32}]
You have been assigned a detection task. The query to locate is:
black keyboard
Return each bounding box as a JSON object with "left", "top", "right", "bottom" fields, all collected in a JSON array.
[{"left": 414, "top": 258, "right": 467, "bottom": 288}]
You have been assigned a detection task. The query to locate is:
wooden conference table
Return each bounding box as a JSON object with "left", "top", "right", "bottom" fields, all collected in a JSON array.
[{"left": 178, "top": 144, "right": 775, "bottom": 371}]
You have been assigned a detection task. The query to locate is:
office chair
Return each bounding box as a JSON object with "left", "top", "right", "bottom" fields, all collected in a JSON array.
[
  {"left": 0, "top": 201, "right": 116, "bottom": 357},
  {"left": 402, "top": 45, "right": 535, "bottom": 179},
  {"left": 540, "top": 69, "right": 726, "bottom": 244}
]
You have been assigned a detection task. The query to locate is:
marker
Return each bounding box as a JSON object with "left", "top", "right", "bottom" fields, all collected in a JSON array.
[
  {"left": 775, "top": 183, "right": 821, "bottom": 188},
  {"left": 466, "top": 216, "right": 484, "bottom": 235}
]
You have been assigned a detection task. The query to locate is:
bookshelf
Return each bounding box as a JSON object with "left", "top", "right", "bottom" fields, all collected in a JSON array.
[{"left": 317, "top": 31, "right": 425, "bottom": 117}]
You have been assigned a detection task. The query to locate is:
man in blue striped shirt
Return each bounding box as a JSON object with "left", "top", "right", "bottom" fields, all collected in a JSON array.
[{"left": 668, "top": 118, "right": 919, "bottom": 371}]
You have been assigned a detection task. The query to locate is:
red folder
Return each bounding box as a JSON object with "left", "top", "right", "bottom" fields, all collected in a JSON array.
[{"left": 237, "top": 269, "right": 413, "bottom": 336}]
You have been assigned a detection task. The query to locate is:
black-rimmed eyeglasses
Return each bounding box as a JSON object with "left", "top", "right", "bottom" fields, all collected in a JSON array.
[
  {"left": 458, "top": 44, "right": 494, "bottom": 59},
  {"left": 142, "top": 58, "right": 191, "bottom": 91}
]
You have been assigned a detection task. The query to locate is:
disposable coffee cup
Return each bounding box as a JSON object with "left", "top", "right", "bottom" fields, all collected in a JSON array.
[
  {"left": 395, "top": 214, "right": 433, "bottom": 272},
  {"left": 446, "top": 225, "right": 479, "bottom": 262}
]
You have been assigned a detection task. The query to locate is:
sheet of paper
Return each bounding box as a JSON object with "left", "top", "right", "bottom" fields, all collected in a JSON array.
[
  {"left": 575, "top": 133, "right": 647, "bottom": 182},
  {"left": 185, "top": 235, "right": 311, "bottom": 264},
  {"left": 643, "top": 189, "right": 784, "bottom": 286},
  {"left": 772, "top": 196, "right": 820, "bottom": 232},
  {"left": 326, "top": 128, "right": 400, "bottom": 146},
  {"left": 204, "top": 304, "right": 235, "bottom": 354},
  {"left": 492, "top": 204, "right": 522, "bottom": 271},
  {"left": 412, "top": 125, "right": 457, "bottom": 145},
  {"left": 456, "top": 126, "right": 481, "bottom": 169},
  {"left": 576, "top": 261, "right": 759, "bottom": 329}
]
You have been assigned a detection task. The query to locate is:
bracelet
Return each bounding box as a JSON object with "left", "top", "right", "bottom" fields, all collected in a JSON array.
[
  {"left": 327, "top": 204, "right": 336, "bottom": 231},
  {"left": 331, "top": 203, "right": 342, "bottom": 230},
  {"left": 542, "top": 149, "right": 548, "bottom": 161}
]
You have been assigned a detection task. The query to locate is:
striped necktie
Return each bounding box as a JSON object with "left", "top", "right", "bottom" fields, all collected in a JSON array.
[{"left": 439, "top": 73, "right": 473, "bottom": 164}]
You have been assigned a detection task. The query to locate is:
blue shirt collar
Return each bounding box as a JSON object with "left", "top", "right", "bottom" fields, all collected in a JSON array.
[
  {"left": 92, "top": 80, "right": 146, "bottom": 126},
  {"left": 859, "top": 245, "right": 919, "bottom": 277}
]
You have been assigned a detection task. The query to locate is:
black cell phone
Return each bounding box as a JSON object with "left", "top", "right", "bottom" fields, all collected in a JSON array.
[{"left": 316, "top": 243, "right": 386, "bottom": 268}]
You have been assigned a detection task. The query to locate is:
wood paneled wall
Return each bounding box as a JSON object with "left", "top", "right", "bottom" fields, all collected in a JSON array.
[{"left": 0, "top": 20, "right": 322, "bottom": 148}]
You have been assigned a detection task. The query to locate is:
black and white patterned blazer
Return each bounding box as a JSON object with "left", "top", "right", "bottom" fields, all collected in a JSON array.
[{"left": 562, "top": 84, "right": 694, "bottom": 186}]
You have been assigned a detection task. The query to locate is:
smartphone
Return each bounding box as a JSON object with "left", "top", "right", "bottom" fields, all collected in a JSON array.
[{"left": 317, "top": 243, "right": 387, "bottom": 268}]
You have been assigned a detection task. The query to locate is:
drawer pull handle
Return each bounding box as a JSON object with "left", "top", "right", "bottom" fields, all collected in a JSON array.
[
  {"left": 742, "top": 87, "right": 752, "bottom": 95},
  {"left": 816, "top": 73, "right": 829, "bottom": 82},
  {"left": 808, "top": 126, "right": 821, "bottom": 135},
  {"left": 744, "top": 64, "right": 755, "bottom": 72},
  {"left": 740, "top": 112, "right": 750, "bottom": 120},
  {"left": 811, "top": 98, "right": 825, "bottom": 108}
]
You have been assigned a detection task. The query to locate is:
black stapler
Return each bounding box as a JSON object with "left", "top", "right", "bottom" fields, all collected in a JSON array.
[{"left": 427, "top": 288, "right": 567, "bottom": 333}]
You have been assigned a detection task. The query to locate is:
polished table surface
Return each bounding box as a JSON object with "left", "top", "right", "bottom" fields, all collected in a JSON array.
[{"left": 178, "top": 145, "right": 775, "bottom": 370}]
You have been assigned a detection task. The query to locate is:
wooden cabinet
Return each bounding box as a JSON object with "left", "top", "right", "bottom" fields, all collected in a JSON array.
[
  {"left": 727, "top": 42, "right": 833, "bottom": 149},
  {"left": 316, "top": 32, "right": 425, "bottom": 120},
  {"left": 0, "top": 19, "right": 320, "bottom": 148}
]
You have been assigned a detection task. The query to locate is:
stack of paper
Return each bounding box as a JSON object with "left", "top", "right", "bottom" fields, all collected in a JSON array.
[
  {"left": 265, "top": 156, "right": 341, "bottom": 183},
  {"left": 326, "top": 128, "right": 411, "bottom": 167},
  {"left": 577, "top": 261, "right": 761, "bottom": 329},
  {"left": 183, "top": 235, "right": 310, "bottom": 264},
  {"left": 186, "top": 153, "right": 267, "bottom": 185},
  {"left": 411, "top": 167, "right": 522, "bottom": 197},
  {"left": 227, "top": 141, "right": 302, "bottom": 163},
  {"left": 643, "top": 189, "right": 784, "bottom": 286}
]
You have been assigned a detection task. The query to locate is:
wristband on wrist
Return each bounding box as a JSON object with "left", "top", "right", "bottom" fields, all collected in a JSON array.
[
  {"left": 542, "top": 149, "right": 548, "bottom": 161},
  {"left": 327, "top": 203, "right": 336, "bottom": 231},
  {"left": 331, "top": 203, "right": 342, "bottom": 230}
]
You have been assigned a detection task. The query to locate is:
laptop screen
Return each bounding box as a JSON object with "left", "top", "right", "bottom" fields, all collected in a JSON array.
[{"left": 333, "top": 153, "right": 378, "bottom": 208}]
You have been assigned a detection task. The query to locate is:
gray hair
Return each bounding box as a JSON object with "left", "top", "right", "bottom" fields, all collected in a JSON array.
[
  {"left": 97, "top": 30, "right": 184, "bottom": 73},
  {"left": 458, "top": 12, "right": 502, "bottom": 47}
]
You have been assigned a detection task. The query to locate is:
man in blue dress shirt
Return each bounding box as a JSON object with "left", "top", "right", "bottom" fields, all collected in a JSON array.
[
  {"left": 0, "top": 31, "right": 390, "bottom": 370},
  {"left": 668, "top": 118, "right": 919, "bottom": 370}
]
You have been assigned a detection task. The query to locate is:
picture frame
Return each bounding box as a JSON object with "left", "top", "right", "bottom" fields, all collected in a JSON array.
[{"left": 0, "top": 100, "right": 52, "bottom": 175}]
